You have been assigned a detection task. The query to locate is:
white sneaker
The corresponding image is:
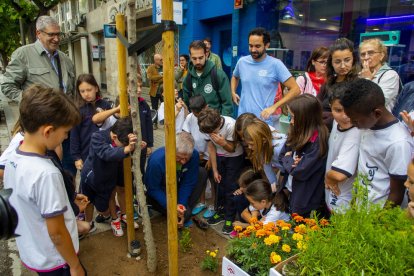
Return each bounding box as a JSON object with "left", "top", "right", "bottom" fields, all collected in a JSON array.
[
  {"left": 121, "top": 214, "right": 139, "bottom": 229},
  {"left": 111, "top": 218, "right": 124, "bottom": 237}
]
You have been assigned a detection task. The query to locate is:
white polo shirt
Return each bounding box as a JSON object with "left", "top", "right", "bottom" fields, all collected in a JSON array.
[
  {"left": 205, "top": 116, "right": 243, "bottom": 157},
  {"left": 325, "top": 121, "right": 361, "bottom": 212},
  {"left": 358, "top": 120, "right": 413, "bottom": 206},
  {"left": 4, "top": 148, "right": 78, "bottom": 272},
  {"left": 182, "top": 113, "right": 208, "bottom": 160}
]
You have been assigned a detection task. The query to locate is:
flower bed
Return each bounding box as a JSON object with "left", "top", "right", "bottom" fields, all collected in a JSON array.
[{"left": 226, "top": 216, "right": 328, "bottom": 276}]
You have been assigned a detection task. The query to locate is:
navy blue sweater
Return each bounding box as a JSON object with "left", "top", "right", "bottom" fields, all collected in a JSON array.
[
  {"left": 70, "top": 98, "right": 112, "bottom": 162},
  {"left": 139, "top": 97, "right": 154, "bottom": 147},
  {"left": 279, "top": 135, "right": 327, "bottom": 216},
  {"left": 144, "top": 147, "right": 199, "bottom": 209},
  {"left": 82, "top": 129, "right": 127, "bottom": 192}
]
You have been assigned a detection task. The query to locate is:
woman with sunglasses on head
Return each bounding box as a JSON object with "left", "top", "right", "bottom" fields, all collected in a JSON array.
[
  {"left": 317, "top": 38, "right": 359, "bottom": 130},
  {"left": 359, "top": 38, "right": 401, "bottom": 112},
  {"left": 296, "top": 47, "right": 329, "bottom": 96}
]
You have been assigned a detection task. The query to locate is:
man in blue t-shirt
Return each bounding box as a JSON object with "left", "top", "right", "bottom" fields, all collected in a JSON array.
[{"left": 231, "top": 27, "right": 300, "bottom": 128}]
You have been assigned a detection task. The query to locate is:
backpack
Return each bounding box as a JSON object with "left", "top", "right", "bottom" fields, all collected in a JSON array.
[
  {"left": 185, "top": 66, "right": 220, "bottom": 103},
  {"left": 392, "top": 81, "right": 414, "bottom": 120}
]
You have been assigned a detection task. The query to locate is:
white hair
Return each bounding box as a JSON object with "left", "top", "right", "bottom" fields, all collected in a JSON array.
[
  {"left": 176, "top": 132, "right": 194, "bottom": 155},
  {"left": 36, "top": 16, "right": 59, "bottom": 31}
]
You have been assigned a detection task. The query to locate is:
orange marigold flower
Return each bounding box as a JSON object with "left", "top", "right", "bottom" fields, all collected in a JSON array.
[
  {"left": 294, "top": 224, "right": 307, "bottom": 234},
  {"left": 270, "top": 252, "right": 282, "bottom": 264},
  {"left": 304, "top": 218, "right": 316, "bottom": 227},
  {"left": 276, "top": 220, "right": 285, "bottom": 227},
  {"left": 292, "top": 233, "right": 304, "bottom": 241},
  {"left": 291, "top": 213, "right": 299, "bottom": 218},
  {"left": 245, "top": 226, "right": 255, "bottom": 233},
  {"left": 234, "top": 225, "right": 243, "bottom": 232},
  {"left": 263, "top": 222, "right": 276, "bottom": 231},
  {"left": 255, "top": 229, "right": 267, "bottom": 238},
  {"left": 311, "top": 225, "right": 320, "bottom": 231},
  {"left": 249, "top": 217, "right": 258, "bottom": 224},
  {"left": 319, "top": 218, "right": 329, "bottom": 226},
  {"left": 293, "top": 215, "right": 304, "bottom": 223}
]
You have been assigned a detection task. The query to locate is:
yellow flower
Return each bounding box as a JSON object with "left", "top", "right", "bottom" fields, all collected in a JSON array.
[
  {"left": 251, "top": 242, "right": 258, "bottom": 249},
  {"left": 206, "top": 250, "right": 210, "bottom": 254},
  {"left": 215, "top": 249, "right": 219, "bottom": 253},
  {"left": 234, "top": 225, "right": 243, "bottom": 232},
  {"left": 281, "top": 226, "right": 290, "bottom": 231},
  {"left": 264, "top": 234, "right": 281, "bottom": 246},
  {"left": 292, "top": 233, "right": 303, "bottom": 241},
  {"left": 210, "top": 252, "right": 217, "bottom": 258},
  {"left": 297, "top": 241, "right": 307, "bottom": 251},
  {"left": 282, "top": 244, "right": 291, "bottom": 253},
  {"left": 245, "top": 225, "right": 255, "bottom": 233},
  {"left": 270, "top": 252, "right": 282, "bottom": 264}
]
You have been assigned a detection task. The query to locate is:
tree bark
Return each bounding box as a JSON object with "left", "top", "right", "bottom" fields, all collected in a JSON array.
[{"left": 127, "top": 0, "right": 157, "bottom": 272}]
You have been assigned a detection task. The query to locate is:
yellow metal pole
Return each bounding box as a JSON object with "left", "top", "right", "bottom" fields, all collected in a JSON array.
[
  {"left": 116, "top": 13, "right": 137, "bottom": 255},
  {"left": 161, "top": 0, "right": 178, "bottom": 275}
]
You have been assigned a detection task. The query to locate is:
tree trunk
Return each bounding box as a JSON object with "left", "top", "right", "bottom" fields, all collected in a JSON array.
[{"left": 127, "top": 0, "right": 157, "bottom": 272}]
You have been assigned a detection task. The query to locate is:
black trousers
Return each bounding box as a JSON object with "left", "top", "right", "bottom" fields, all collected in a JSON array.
[
  {"left": 147, "top": 166, "right": 207, "bottom": 222},
  {"left": 37, "top": 263, "right": 87, "bottom": 276},
  {"left": 215, "top": 155, "right": 244, "bottom": 221},
  {"left": 150, "top": 94, "right": 163, "bottom": 123}
]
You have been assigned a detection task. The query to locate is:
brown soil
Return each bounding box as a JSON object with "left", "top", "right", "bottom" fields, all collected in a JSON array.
[{"left": 79, "top": 216, "right": 228, "bottom": 276}]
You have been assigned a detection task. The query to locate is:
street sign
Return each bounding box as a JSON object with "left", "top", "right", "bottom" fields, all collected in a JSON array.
[{"left": 103, "top": 24, "right": 116, "bottom": 38}]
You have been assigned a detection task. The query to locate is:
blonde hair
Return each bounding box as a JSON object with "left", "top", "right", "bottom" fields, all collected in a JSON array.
[
  {"left": 243, "top": 118, "right": 273, "bottom": 171},
  {"left": 360, "top": 38, "right": 388, "bottom": 64}
]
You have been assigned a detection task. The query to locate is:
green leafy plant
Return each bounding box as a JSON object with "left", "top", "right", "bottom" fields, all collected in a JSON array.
[
  {"left": 179, "top": 228, "right": 192, "bottom": 253},
  {"left": 227, "top": 216, "right": 328, "bottom": 276},
  {"left": 201, "top": 249, "right": 219, "bottom": 272},
  {"left": 296, "top": 175, "right": 414, "bottom": 275}
]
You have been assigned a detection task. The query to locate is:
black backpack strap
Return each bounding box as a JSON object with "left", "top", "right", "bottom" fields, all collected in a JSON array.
[
  {"left": 377, "top": 69, "right": 391, "bottom": 83},
  {"left": 377, "top": 69, "right": 403, "bottom": 94},
  {"left": 185, "top": 73, "right": 193, "bottom": 98},
  {"left": 211, "top": 67, "right": 222, "bottom": 104}
]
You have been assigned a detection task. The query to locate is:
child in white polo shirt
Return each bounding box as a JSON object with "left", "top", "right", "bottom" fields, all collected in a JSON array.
[
  {"left": 4, "top": 85, "right": 85, "bottom": 275},
  {"left": 325, "top": 85, "right": 361, "bottom": 213},
  {"left": 341, "top": 79, "right": 413, "bottom": 207}
]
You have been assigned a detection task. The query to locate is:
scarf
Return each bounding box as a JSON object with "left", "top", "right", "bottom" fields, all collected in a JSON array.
[{"left": 308, "top": 72, "right": 326, "bottom": 95}]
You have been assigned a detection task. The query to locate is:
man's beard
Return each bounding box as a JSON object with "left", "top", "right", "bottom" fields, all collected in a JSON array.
[
  {"left": 250, "top": 49, "right": 265, "bottom": 60},
  {"left": 194, "top": 63, "right": 205, "bottom": 71}
]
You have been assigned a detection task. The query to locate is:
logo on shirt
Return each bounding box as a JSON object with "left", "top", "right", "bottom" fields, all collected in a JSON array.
[
  {"left": 204, "top": 84, "right": 213, "bottom": 94},
  {"left": 258, "top": 70, "right": 268, "bottom": 77},
  {"left": 192, "top": 82, "right": 197, "bottom": 89},
  {"left": 363, "top": 162, "right": 378, "bottom": 188}
]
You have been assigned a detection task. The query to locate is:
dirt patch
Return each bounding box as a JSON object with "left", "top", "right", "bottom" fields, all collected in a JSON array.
[{"left": 79, "top": 216, "right": 228, "bottom": 275}]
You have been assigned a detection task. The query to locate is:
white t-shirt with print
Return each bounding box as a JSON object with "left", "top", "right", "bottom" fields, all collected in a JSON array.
[
  {"left": 249, "top": 204, "right": 290, "bottom": 224},
  {"left": 182, "top": 113, "right": 208, "bottom": 160},
  {"left": 325, "top": 121, "right": 361, "bottom": 212},
  {"left": 358, "top": 120, "right": 413, "bottom": 206},
  {"left": 4, "top": 149, "right": 79, "bottom": 271},
  {"left": 205, "top": 116, "right": 243, "bottom": 157}
]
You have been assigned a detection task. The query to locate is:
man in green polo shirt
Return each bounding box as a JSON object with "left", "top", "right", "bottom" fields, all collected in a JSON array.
[{"left": 203, "top": 37, "right": 223, "bottom": 70}]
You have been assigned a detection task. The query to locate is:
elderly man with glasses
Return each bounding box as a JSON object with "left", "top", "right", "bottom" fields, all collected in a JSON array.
[{"left": 1, "top": 15, "right": 75, "bottom": 101}]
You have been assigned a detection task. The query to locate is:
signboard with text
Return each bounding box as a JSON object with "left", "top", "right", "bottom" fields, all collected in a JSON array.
[{"left": 153, "top": 0, "right": 183, "bottom": 25}]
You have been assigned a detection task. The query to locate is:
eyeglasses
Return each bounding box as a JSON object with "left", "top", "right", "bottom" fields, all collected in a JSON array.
[
  {"left": 40, "top": 30, "right": 64, "bottom": 39},
  {"left": 315, "top": 60, "right": 328, "bottom": 65},
  {"left": 360, "top": 51, "right": 380, "bottom": 58}
]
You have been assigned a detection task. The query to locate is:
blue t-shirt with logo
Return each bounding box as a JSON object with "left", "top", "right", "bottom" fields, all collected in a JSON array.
[{"left": 233, "top": 55, "right": 291, "bottom": 119}]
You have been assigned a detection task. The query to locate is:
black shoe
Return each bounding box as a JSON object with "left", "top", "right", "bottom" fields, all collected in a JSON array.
[
  {"left": 207, "top": 213, "right": 224, "bottom": 225},
  {"left": 95, "top": 214, "right": 111, "bottom": 223},
  {"left": 222, "top": 220, "right": 233, "bottom": 234}
]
